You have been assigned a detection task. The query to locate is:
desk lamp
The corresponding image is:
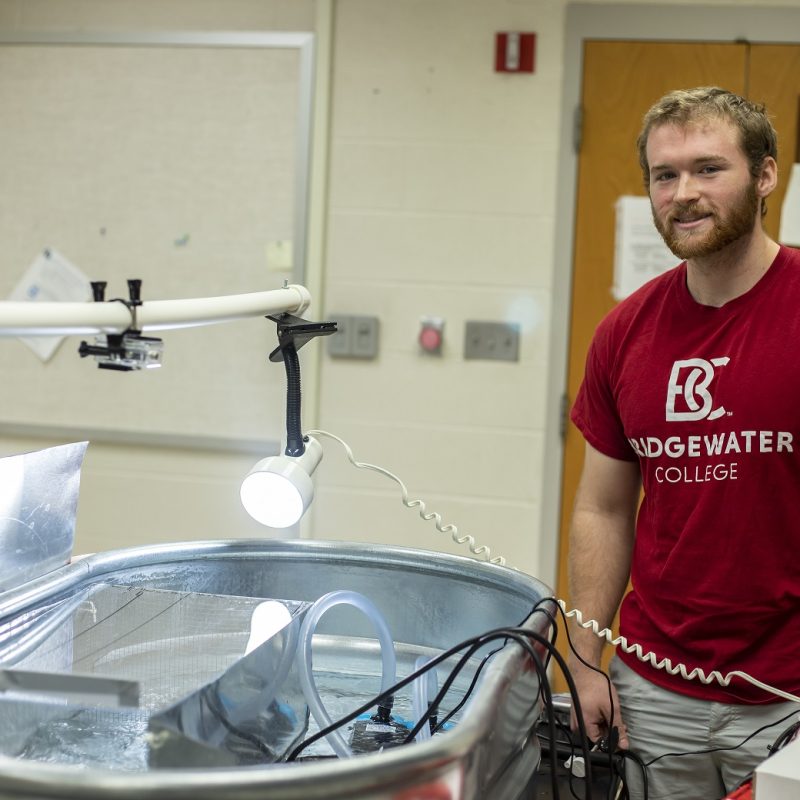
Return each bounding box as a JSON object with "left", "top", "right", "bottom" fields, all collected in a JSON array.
[{"left": 240, "top": 313, "right": 336, "bottom": 528}]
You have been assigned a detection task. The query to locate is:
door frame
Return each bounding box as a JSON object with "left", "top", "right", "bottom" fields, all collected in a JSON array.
[{"left": 541, "top": 3, "right": 800, "bottom": 587}]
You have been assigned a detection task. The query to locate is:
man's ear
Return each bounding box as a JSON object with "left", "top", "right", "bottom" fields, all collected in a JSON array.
[{"left": 757, "top": 156, "right": 778, "bottom": 199}]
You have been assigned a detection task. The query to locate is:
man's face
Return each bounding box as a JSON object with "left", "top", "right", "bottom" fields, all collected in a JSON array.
[{"left": 646, "top": 119, "right": 761, "bottom": 260}]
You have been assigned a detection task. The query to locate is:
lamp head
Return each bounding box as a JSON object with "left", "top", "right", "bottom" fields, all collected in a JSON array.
[{"left": 240, "top": 435, "right": 322, "bottom": 528}]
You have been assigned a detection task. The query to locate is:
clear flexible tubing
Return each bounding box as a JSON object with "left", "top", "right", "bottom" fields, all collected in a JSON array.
[
  {"left": 296, "top": 590, "right": 397, "bottom": 758},
  {"left": 306, "top": 429, "right": 505, "bottom": 566},
  {"left": 411, "top": 654, "right": 439, "bottom": 742},
  {"left": 305, "top": 429, "right": 800, "bottom": 706}
]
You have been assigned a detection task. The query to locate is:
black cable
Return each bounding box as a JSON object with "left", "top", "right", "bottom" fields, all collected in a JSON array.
[
  {"left": 542, "top": 725, "right": 635, "bottom": 800},
  {"left": 428, "top": 608, "right": 563, "bottom": 791},
  {"left": 546, "top": 594, "right": 796, "bottom": 798},
  {"left": 727, "top": 721, "right": 799, "bottom": 791},
  {"left": 480, "top": 631, "right": 562, "bottom": 799},
  {"left": 411, "top": 626, "right": 594, "bottom": 798},
  {"left": 532, "top": 596, "right": 800, "bottom": 799},
  {"left": 501, "top": 601, "right": 561, "bottom": 721},
  {"left": 767, "top": 718, "right": 800, "bottom": 755},
  {"left": 619, "top": 748, "right": 648, "bottom": 799},
  {"left": 424, "top": 602, "right": 560, "bottom": 736},
  {"left": 285, "top": 605, "right": 598, "bottom": 800},
  {"left": 539, "top": 718, "right": 583, "bottom": 800},
  {"left": 512, "top": 637, "right": 592, "bottom": 798},
  {"left": 286, "top": 631, "right": 488, "bottom": 761},
  {"left": 286, "top": 623, "right": 595, "bottom": 799},
  {"left": 404, "top": 601, "right": 555, "bottom": 744},
  {"left": 528, "top": 599, "right": 560, "bottom": 666},
  {"left": 528, "top": 604, "right": 561, "bottom": 708},
  {"left": 644, "top": 706, "right": 800, "bottom": 767},
  {"left": 432, "top": 644, "right": 504, "bottom": 733},
  {"left": 416, "top": 620, "right": 591, "bottom": 797},
  {"left": 545, "top": 598, "right": 618, "bottom": 741},
  {"left": 543, "top": 597, "right": 621, "bottom": 799},
  {"left": 523, "top": 597, "right": 561, "bottom": 628},
  {"left": 612, "top": 754, "right": 634, "bottom": 800},
  {"left": 200, "top": 685, "right": 275, "bottom": 759},
  {"left": 476, "top": 633, "right": 561, "bottom": 799}
]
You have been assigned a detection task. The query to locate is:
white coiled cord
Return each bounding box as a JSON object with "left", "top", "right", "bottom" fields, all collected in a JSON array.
[
  {"left": 306, "top": 429, "right": 506, "bottom": 566},
  {"left": 558, "top": 600, "right": 800, "bottom": 703},
  {"left": 305, "top": 428, "right": 799, "bottom": 705}
]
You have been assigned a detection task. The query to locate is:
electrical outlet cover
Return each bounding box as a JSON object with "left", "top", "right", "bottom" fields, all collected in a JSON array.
[{"left": 464, "top": 321, "right": 520, "bottom": 362}]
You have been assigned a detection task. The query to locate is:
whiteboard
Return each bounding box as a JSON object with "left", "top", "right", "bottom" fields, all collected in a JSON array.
[{"left": 0, "top": 32, "right": 315, "bottom": 449}]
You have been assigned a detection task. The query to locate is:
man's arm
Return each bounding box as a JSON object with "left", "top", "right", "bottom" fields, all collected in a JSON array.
[{"left": 567, "top": 441, "right": 641, "bottom": 749}]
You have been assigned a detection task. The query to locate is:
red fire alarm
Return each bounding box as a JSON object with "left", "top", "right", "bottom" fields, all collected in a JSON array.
[{"left": 495, "top": 32, "right": 536, "bottom": 73}]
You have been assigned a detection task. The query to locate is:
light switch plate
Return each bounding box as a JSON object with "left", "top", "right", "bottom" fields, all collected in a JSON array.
[
  {"left": 464, "top": 321, "right": 520, "bottom": 362},
  {"left": 327, "top": 314, "right": 379, "bottom": 359}
]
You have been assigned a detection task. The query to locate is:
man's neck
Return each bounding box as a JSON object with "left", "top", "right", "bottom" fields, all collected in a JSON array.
[{"left": 685, "top": 229, "right": 780, "bottom": 307}]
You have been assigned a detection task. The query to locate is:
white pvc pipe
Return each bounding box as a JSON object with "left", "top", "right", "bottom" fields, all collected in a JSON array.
[{"left": 0, "top": 284, "right": 312, "bottom": 336}]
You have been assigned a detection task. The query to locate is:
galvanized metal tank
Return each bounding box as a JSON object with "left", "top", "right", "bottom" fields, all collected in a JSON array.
[{"left": 0, "top": 539, "right": 553, "bottom": 799}]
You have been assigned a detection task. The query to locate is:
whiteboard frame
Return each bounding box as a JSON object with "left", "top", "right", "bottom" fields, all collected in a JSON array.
[
  {"left": 0, "top": 30, "right": 316, "bottom": 286},
  {"left": 0, "top": 30, "right": 316, "bottom": 453}
]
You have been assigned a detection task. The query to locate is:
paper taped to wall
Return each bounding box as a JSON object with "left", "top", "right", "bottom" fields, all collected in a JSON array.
[
  {"left": 8, "top": 249, "right": 91, "bottom": 361},
  {"left": 613, "top": 196, "right": 678, "bottom": 301},
  {"left": 779, "top": 163, "right": 800, "bottom": 247}
]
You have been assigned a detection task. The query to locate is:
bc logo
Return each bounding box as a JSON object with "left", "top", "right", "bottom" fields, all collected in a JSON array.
[{"left": 665, "top": 357, "right": 730, "bottom": 421}]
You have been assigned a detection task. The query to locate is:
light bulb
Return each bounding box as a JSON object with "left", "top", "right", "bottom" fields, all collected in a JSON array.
[{"left": 240, "top": 436, "right": 322, "bottom": 528}]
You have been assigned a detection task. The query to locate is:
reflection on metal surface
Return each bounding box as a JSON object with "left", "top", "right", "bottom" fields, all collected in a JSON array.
[
  {"left": 0, "top": 442, "right": 87, "bottom": 592},
  {"left": 0, "top": 669, "right": 139, "bottom": 708},
  {"left": 149, "top": 601, "right": 309, "bottom": 767},
  {"left": 0, "top": 583, "right": 309, "bottom": 769}
]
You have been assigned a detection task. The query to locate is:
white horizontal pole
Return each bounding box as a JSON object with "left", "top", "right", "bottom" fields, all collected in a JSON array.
[{"left": 0, "top": 284, "right": 312, "bottom": 336}]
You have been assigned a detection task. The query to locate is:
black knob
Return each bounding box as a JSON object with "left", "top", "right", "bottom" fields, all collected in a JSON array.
[
  {"left": 127, "top": 279, "right": 142, "bottom": 305},
  {"left": 90, "top": 281, "right": 107, "bottom": 302}
]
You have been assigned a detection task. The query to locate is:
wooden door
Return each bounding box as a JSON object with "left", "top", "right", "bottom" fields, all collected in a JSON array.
[
  {"left": 553, "top": 41, "right": 749, "bottom": 689},
  {"left": 749, "top": 45, "right": 800, "bottom": 242}
]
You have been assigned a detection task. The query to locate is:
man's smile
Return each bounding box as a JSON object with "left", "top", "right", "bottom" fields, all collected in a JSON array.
[{"left": 671, "top": 210, "right": 713, "bottom": 229}]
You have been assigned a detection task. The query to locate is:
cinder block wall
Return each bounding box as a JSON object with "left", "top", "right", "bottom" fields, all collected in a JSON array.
[{"left": 311, "top": 0, "right": 563, "bottom": 577}]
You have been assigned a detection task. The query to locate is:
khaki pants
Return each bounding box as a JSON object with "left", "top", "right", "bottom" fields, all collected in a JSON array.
[{"left": 610, "top": 657, "right": 799, "bottom": 800}]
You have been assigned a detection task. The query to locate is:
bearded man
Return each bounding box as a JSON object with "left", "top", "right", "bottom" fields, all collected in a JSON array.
[{"left": 568, "top": 87, "right": 800, "bottom": 799}]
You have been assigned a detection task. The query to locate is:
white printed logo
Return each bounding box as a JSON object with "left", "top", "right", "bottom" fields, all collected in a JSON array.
[{"left": 666, "top": 358, "right": 730, "bottom": 421}]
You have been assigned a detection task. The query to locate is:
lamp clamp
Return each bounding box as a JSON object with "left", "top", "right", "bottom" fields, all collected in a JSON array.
[{"left": 266, "top": 313, "right": 337, "bottom": 363}]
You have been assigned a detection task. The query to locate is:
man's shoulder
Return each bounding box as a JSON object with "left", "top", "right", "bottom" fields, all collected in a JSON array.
[
  {"left": 780, "top": 244, "right": 800, "bottom": 268},
  {"left": 599, "top": 263, "right": 683, "bottom": 332}
]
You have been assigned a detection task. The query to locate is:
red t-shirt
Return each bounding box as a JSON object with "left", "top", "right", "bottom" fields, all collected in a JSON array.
[{"left": 571, "top": 245, "right": 800, "bottom": 703}]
